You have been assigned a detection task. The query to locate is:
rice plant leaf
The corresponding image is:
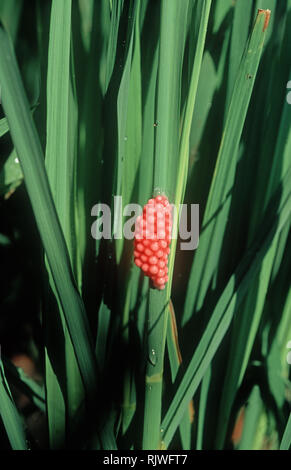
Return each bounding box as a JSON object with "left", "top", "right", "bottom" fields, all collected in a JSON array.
[
  {"left": 99, "top": 417, "right": 118, "bottom": 451},
  {"left": 44, "top": 0, "right": 86, "bottom": 446},
  {"left": 115, "top": 0, "right": 142, "bottom": 433},
  {"left": 153, "top": 0, "right": 189, "bottom": 193},
  {"left": 0, "top": 0, "right": 23, "bottom": 42},
  {"left": 167, "top": 300, "right": 192, "bottom": 449},
  {"left": 0, "top": 107, "right": 38, "bottom": 199},
  {"left": 138, "top": 0, "right": 160, "bottom": 202},
  {"left": 167, "top": 0, "right": 212, "bottom": 298},
  {"left": 1, "top": 0, "right": 290, "bottom": 452},
  {"left": 216, "top": 233, "right": 279, "bottom": 443},
  {"left": 76, "top": 0, "right": 106, "bottom": 264},
  {"left": 183, "top": 9, "right": 271, "bottom": 324},
  {"left": 189, "top": 51, "right": 217, "bottom": 158},
  {"left": 143, "top": 289, "right": 168, "bottom": 450},
  {"left": 0, "top": 116, "right": 23, "bottom": 198},
  {"left": 142, "top": 0, "right": 190, "bottom": 450},
  {"left": 95, "top": 300, "right": 111, "bottom": 371},
  {"left": 121, "top": 14, "right": 142, "bottom": 210},
  {"left": 165, "top": 7, "right": 212, "bottom": 446},
  {"left": 78, "top": 0, "right": 94, "bottom": 52},
  {"left": 216, "top": 59, "right": 291, "bottom": 450},
  {"left": 270, "top": 220, "right": 290, "bottom": 282},
  {"left": 44, "top": 347, "right": 66, "bottom": 448},
  {"left": 212, "top": 0, "right": 233, "bottom": 34},
  {"left": 46, "top": 0, "right": 80, "bottom": 282},
  {"left": 2, "top": 356, "right": 45, "bottom": 413},
  {"left": 115, "top": 0, "right": 140, "bottom": 262},
  {"left": 196, "top": 366, "right": 211, "bottom": 450},
  {"left": 0, "top": 21, "right": 98, "bottom": 416},
  {"left": 280, "top": 414, "right": 291, "bottom": 450},
  {"left": 167, "top": 299, "right": 182, "bottom": 383},
  {"left": 277, "top": 286, "right": 291, "bottom": 373},
  {"left": 161, "top": 164, "right": 291, "bottom": 447},
  {"left": 104, "top": 0, "right": 124, "bottom": 93},
  {"left": 0, "top": 116, "right": 9, "bottom": 137},
  {"left": 91, "top": 410, "right": 118, "bottom": 450},
  {"left": 266, "top": 339, "right": 286, "bottom": 411},
  {"left": 121, "top": 278, "right": 136, "bottom": 434},
  {"left": 0, "top": 149, "right": 23, "bottom": 198},
  {"left": 238, "top": 386, "right": 263, "bottom": 450},
  {"left": 0, "top": 358, "right": 27, "bottom": 450},
  {"left": 226, "top": 0, "right": 253, "bottom": 110},
  {"left": 264, "top": 77, "right": 291, "bottom": 210}
]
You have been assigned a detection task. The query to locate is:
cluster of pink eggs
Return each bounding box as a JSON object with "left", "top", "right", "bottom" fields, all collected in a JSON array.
[{"left": 134, "top": 195, "right": 172, "bottom": 290}]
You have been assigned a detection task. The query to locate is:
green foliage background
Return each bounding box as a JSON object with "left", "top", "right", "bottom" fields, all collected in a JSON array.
[{"left": 0, "top": 0, "right": 290, "bottom": 450}]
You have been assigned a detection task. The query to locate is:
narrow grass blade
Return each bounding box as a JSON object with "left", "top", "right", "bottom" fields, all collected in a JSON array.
[
  {"left": 216, "top": 55, "right": 291, "bottom": 451},
  {"left": 153, "top": 0, "right": 189, "bottom": 193},
  {"left": 76, "top": 0, "right": 105, "bottom": 266},
  {"left": 183, "top": 9, "right": 271, "bottom": 323},
  {"left": 167, "top": 300, "right": 192, "bottom": 449},
  {"left": 78, "top": 0, "right": 94, "bottom": 53},
  {"left": 280, "top": 414, "right": 291, "bottom": 450},
  {"left": 0, "top": 149, "right": 23, "bottom": 198},
  {"left": 46, "top": 0, "right": 81, "bottom": 283},
  {"left": 212, "top": 0, "right": 233, "bottom": 34},
  {"left": 138, "top": 0, "right": 159, "bottom": 205},
  {"left": 0, "top": 0, "right": 23, "bottom": 42},
  {"left": 142, "top": 290, "right": 168, "bottom": 450},
  {"left": 216, "top": 232, "right": 280, "bottom": 449},
  {"left": 0, "top": 116, "right": 22, "bottom": 198},
  {"left": 167, "top": 300, "right": 182, "bottom": 383},
  {"left": 238, "top": 386, "right": 263, "bottom": 450},
  {"left": 0, "top": 358, "right": 27, "bottom": 450},
  {"left": 226, "top": 0, "right": 253, "bottom": 110},
  {"left": 266, "top": 338, "right": 286, "bottom": 412},
  {"left": 196, "top": 366, "right": 211, "bottom": 449},
  {"left": 142, "top": 0, "right": 189, "bottom": 450},
  {"left": 161, "top": 165, "right": 290, "bottom": 447},
  {"left": 44, "top": 0, "right": 85, "bottom": 446},
  {"left": 0, "top": 25, "right": 98, "bottom": 411},
  {"left": 167, "top": 0, "right": 212, "bottom": 293},
  {"left": 116, "top": 0, "right": 141, "bottom": 262},
  {"left": 0, "top": 116, "right": 9, "bottom": 137},
  {"left": 188, "top": 51, "right": 217, "bottom": 160},
  {"left": 2, "top": 357, "right": 45, "bottom": 413},
  {"left": 277, "top": 286, "right": 291, "bottom": 374},
  {"left": 121, "top": 277, "right": 136, "bottom": 434},
  {"left": 104, "top": 0, "right": 124, "bottom": 94},
  {"left": 95, "top": 300, "right": 111, "bottom": 371},
  {"left": 164, "top": 2, "right": 212, "bottom": 447},
  {"left": 99, "top": 416, "right": 118, "bottom": 450}
]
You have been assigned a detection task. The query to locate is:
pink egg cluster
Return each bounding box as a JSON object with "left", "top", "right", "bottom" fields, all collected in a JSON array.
[{"left": 134, "top": 195, "right": 172, "bottom": 290}]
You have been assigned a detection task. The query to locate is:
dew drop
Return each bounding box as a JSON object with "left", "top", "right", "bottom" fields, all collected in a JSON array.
[{"left": 148, "top": 348, "right": 157, "bottom": 366}]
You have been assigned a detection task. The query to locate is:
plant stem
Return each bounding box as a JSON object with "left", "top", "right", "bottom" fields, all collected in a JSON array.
[{"left": 142, "top": 288, "right": 168, "bottom": 449}]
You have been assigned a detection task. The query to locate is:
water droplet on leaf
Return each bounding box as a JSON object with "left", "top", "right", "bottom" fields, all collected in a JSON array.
[{"left": 148, "top": 348, "right": 157, "bottom": 366}]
